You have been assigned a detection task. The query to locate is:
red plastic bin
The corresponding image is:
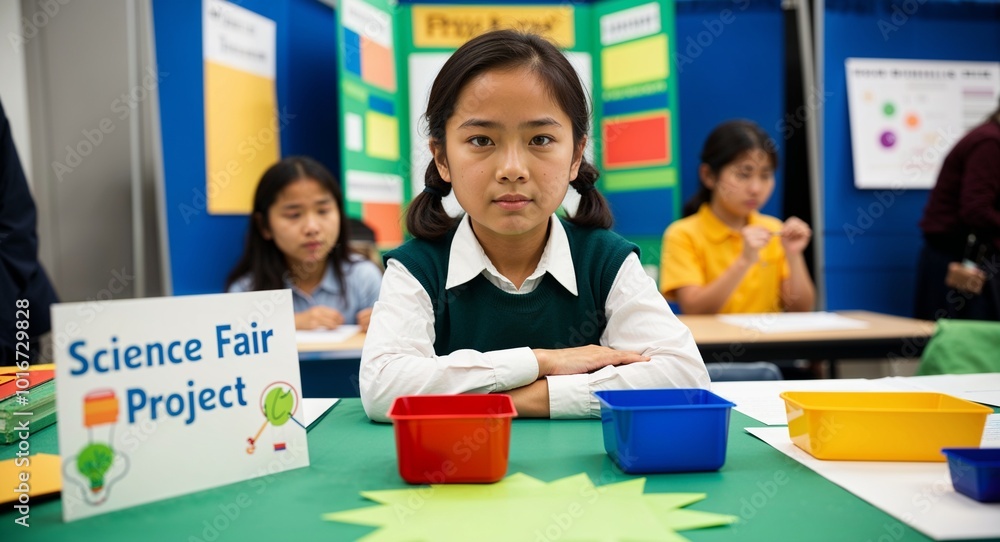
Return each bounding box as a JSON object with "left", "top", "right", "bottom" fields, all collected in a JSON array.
[{"left": 388, "top": 394, "right": 517, "bottom": 484}]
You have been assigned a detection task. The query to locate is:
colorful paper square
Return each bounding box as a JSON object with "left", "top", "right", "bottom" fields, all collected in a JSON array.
[{"left": 602, "top": 113, "right": 671, "bottom": 169}]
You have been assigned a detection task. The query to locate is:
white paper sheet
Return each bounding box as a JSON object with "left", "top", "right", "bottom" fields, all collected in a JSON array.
[
  {"left": 296, "top": 325, "right": 361, "bottom": 345},
  {"left": 874, "top": 374, "right": 1000, "bottom": 408},
  {"left": 982, "top": 415, "right": 1000, "bottom": 448},
  {"left": 711, "top": 379, "right": 879, "bottom": 425},
  {"left": 717, "top": 312, "right": 870, "bottom": 333},
  {"left": 302, "top": 398, "right": 339, "bottom": 429},
  {"left": 746, "top": 426, "right": 1000, "bottom": 541}
]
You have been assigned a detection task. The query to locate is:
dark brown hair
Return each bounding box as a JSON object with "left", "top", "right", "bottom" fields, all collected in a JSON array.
[
  {"left": 682, "top": 119, "right": 779, "bottom": 217},
  {"left": 225, "top": 156, "right": 353, "bottom": 296},
  {"left": 407, "top": 29, "right": 612, "bottom": 239}
]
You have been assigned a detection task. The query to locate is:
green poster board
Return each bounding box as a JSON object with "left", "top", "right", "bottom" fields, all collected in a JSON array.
[
  {"left": 591, "top": 0, "right": 680, "bottom": 270},
  {"left": 336, "top": 0, "right": 408, "bottom": 247},
  {"left": 336, "top": 0, "right": 679, "bottom": 258}
]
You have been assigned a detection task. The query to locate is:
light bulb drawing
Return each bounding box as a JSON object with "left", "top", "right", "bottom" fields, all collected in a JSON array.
[
  {"left": 77, "top": 443, "right": 115, "bottom": 492},
  {"left": 245, "top": 381, "right": 305, "bottom": 454},
  {"left": 63, "top": 389, "right": 130, "bottom": 506}
]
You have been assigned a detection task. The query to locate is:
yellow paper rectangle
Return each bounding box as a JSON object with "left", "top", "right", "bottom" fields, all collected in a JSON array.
[
  {"left": 204, "top": 60, "right": 280, "bottom": 214},
  {"left": 0, "top": 454, "right": 62, "bottom": 505},
  {"left": 601, "top": 33, "right": 669, "bottom": 90},
  {"left": 0, "top": 364, "right": 55, "bottom": 373},
  {"left": 365, "top": 111, "right": 400, "bottom": 161},
  {"left": 412, "top": 6, "right": 575, "bottom": 48}
]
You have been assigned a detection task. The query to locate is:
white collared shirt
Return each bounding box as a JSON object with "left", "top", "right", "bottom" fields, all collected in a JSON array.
[{"left": 360, "top": 215, "right": 709, "bottom": 422}]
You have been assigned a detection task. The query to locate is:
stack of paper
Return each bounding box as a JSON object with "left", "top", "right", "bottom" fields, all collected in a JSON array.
[
  {"left": 0, "top": 366, "right": 56, "bottom": 444},
  {"left": 302, "top": 398, "right": 339, "bottom": 430}
]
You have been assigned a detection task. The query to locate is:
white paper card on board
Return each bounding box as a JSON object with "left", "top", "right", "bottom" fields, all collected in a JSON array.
[
  {"left": 203, "top": 0, "right": 276, "bottom": 78},
  {"left": 600, "top": 2, "right": 661, "bottom": 46},
  {"left": 52, "top": 290, "right": 308, "bottom": 522},
  {"left": 345, "top": 112, "right": 364, "bottom": 152}
]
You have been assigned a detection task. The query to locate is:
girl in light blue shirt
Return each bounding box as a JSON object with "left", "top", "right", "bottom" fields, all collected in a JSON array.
[{"left": 226, "top": 157, "right": 382, "bottom": 330}]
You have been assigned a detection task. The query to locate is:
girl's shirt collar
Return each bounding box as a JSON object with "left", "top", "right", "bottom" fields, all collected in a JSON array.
[
  {"left": 446, "top": 214, "right": 579, "bottom": 296},
  {"left": 284, "top": 260, "right": 339, "bottom": 297},
  {"left": 697, "top": 203, "right": 767, "bottom": 242}
]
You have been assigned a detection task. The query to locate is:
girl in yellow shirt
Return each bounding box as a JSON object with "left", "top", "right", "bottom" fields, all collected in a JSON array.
[{"left": 660, "top": 120, "right": 816, "bottom": 314}]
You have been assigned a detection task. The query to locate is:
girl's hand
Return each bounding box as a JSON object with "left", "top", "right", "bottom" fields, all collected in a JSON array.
[
  {"left": 295, "top": 306, "right": 344, "bottom": 330},
  {"left": 740, "top": 226, "right": 773, "bottom": 264},
  {"left": 780, "top": 216, "right": 812, "bottom": 254},
  {"left": 532, "top": 345, "right": 650, "bottom": 378},
  {"left": 356, "top": 308, "right": 373, "bottom": 333}
]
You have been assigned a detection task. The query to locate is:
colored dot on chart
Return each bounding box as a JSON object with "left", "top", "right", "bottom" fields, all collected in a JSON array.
[
  {"left": 883, "top": 103, "right": 896, "bottom": 116},
  {"left": 905, "top": 114, "right": 920, "bottom": 129},
  {"left": 880, "top": 131, "right": 897, "bottom": 148}
]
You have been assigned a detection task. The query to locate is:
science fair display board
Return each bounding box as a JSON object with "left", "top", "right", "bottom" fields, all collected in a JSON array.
[{"left": 335, "top": 0, "right": 681, "bottom": 252}]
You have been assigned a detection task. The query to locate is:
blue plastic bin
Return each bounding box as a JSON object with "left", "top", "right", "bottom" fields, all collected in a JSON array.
[
  {"left": 594, "top": 389, "right": 735, "bottom": 474},
  {"left": 942, "top": 448, "right": 1000, "bottom": 503}
]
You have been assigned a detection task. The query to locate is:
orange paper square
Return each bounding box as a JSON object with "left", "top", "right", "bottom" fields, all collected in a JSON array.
[
  {"left": 361, "top": 37, "right": 396, "bottom": 92},
  {"left": 362, "top": 203, "right": 403, "bottom": 245}
]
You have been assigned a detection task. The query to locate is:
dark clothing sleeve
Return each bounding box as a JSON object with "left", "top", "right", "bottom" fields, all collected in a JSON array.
[
  {"left": 958, "top": 139, "right": 1000, "bottom": 235},
  {"left": 0, "top": 97, "right": 59, "bottom": 363}
]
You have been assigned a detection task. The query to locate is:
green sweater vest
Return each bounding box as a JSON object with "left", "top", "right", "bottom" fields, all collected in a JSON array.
[{"left": 384, "top": 219, "right": 639, "bottom": 355}]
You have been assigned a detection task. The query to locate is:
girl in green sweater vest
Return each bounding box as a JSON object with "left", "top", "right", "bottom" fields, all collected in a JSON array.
[{"left": 360, "top": 30, "right": 708, "bottom": 422}]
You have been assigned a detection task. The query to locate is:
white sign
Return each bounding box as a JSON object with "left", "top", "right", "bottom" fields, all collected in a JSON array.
[
  {"left": 53, "top": 291, "right": 308, "bottom": 522},
  {"left": 600, "top": 3, "right": 661, "bottom": 46},
  {"left": 845, "top": 58, "right": 1000, "bottom": 189},
  {"left": 341, "top": 0, "right": 393, "bottom": 47},
  {"left": 203, "top": 0, "right": 276, "bottom": 78},
  {"left": 346, "top": 170, "right": 404, "bottom": 204}
]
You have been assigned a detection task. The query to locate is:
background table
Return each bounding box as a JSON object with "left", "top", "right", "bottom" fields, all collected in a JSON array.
[
  {"left": 296, "top": 311, "right": 936, "bottom": 394},
  {"left": 298, "top": 331, "right": 365, "bottom": 398},
  {"left": 679, "top": 311, "right": 935, "bottom": 377},
  {"left": 0, "top": 400, "right": 937, "bottom": 541}
]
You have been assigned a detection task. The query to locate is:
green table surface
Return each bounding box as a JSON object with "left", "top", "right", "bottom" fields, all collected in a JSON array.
[{"left": 0, "top": 399, "right": 951, "bottom": 541}]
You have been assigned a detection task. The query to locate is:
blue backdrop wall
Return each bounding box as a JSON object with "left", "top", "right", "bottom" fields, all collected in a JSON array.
[
  {"left": 153, "top": 0, "right": 786, "bottom": 295},
  {"left": 153, "top": 0, "right": 1000, "bottom": 314},
  {"left": 152, "top": 0, "right": 339, "bottom": 295},
  {"left": 675, "top": 0, "right": 786, "bottom": 223},
  {"left": 821, "top": 0, "right": 1000, "bottom": 316}
]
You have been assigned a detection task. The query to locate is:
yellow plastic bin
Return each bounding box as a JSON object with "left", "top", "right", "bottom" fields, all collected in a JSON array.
[{"left": 779, "top": 391, "right": 991, "bottom": 461}]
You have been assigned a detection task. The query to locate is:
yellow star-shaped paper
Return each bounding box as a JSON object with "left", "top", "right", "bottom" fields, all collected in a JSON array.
[{"left": 323, "top": 473, "right": 737, "bottom": 541}]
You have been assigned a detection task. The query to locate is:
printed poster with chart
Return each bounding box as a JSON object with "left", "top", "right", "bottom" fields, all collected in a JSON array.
[
  {"left": 402, "top": 3, "right": 586, "bottom": 220},
  {"left": 592, "top": 0, "right": 680, "bottom": 257},
  {"left": 203, "top": 0, "right": 279, "bottom": 214},
  {"left": 52, "top": 291, "right": 308, "bottom": 522},
  {"left": 337, "top": 0, "right": 405, "bottom": 246},
  {"left": 846, "top": 58, "right": 1000, "bottom": 189}
]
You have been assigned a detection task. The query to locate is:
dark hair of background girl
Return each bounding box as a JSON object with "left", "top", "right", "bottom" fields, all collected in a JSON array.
[
  {"left": 682, "top": 119, "right": 779, "bottom": 218},
  {"left": 407, "top": 29, "right": 613, "bottom": 239},
  {"left": 225, "top": 156, "right": 353, "bottom": 296}
]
